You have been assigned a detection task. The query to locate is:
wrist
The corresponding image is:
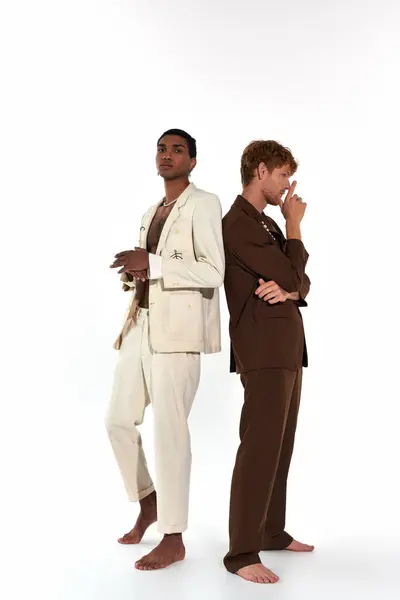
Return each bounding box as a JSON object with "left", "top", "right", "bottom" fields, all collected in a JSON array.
[{"left": 285, "top": 219, "right": 302, "bottom": 240}]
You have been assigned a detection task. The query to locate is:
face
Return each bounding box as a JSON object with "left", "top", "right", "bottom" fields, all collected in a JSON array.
[
  {"left": 156, "top": 135, "right": 196, "bottom": 180},
  {"left": 259, "top": 164, "right": 292, "bottom": 205}
]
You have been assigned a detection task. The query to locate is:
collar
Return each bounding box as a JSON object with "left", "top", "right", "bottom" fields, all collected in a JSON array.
[
  {"left": 233, "top": 195, "right": 284, "bottom": 241},
  {"left": 233, "top": 195, "right": 267, "bottom": 222}
]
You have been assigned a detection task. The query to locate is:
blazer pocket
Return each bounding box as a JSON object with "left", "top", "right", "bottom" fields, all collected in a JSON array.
[
  {"left": 168, "top": 291, "right": 203, "bottom": 340},
  {"left": 165, "top": 217, "right": 193, "bottom": 253}
]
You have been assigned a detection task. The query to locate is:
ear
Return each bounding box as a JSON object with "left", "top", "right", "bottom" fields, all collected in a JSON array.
[
  {"left": 256, "top": 162, "right": 266, "bottom": 180},
  {"left": 189, "top": 157, "right": 197, "bottom": 173},
  {"left": 260, "top": 162, "right": 272, "bottom": 181}
]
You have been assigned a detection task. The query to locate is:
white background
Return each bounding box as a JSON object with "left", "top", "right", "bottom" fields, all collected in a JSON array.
[{"left": 1, "top": 1, "right": 400, "bottom": 598}]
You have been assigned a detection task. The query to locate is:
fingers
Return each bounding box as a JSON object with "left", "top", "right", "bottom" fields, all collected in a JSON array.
[
  {"left": 289, "top": 193, "right": 306, "bottom": 206},
  {"left": 264, "top": 291, "right": 280, "bottom": 301},
  {"left": 134, "top": 247, "right": 146, "bottom": 252},
  {"left": 131, "top": 270, "right": 147, "bottom": 281},
  {"left": 258, "top": 288, "right": 276, "bottom": 300},
  {"left": 255, "top": 280, "right": 286, "bottom": 303},
  {"left": 110, "top": 250, "right": 135, "bottom": 269},
  {"left": 255, "top": 280, "right": 277, "bottom": 295},
  {"left": 293, "top": 194, "right": 305, "bottom": 202},
  {"left": 285, "top": 181, "right": 297, "bottom": 202},
  {"left": 110, "top": 258, "right": 127, "bottom": 268}
]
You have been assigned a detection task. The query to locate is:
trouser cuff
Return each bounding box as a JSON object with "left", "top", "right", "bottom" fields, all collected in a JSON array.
[
  {"left": 223, "top": 552, "right": 261, "bottom": 574},
  {"left": 158, "top": 522, "right": 188, "bottom": 534},
  {"left": 128, "top": 484, "right": 155, "bottom": 502},
  {"left": 262, "top": 531, "right": 293, "bottom": 551}
]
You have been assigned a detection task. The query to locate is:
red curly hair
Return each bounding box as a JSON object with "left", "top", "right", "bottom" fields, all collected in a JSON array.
[{"left": 241, "top": 140, "right": 298, "bottom": 186}]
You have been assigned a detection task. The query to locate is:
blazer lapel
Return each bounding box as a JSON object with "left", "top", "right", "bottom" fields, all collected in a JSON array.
[
  {"left": 155, "top": 183, "right": 195, "bottom": 254},
  {"left": 139, "top": 203, "right": 160, "bottom": 249}
]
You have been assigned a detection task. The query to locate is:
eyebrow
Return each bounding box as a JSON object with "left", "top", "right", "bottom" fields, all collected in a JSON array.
[{"left": 157, "top": 143, "right": 186, "bottom": 149}]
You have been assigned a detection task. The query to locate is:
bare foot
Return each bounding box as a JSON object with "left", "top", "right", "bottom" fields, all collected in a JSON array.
[
  {"left": 135, "top": 534, "right": 185, "bottom": 571},
  {"left": 237, "top": 563, "right": 279, "bottom": 584},
  {"left": 285, "top": 539, "right": 314, "bottom": 552},
  {"left": 118, "top": 491, "right": 157, "bottom": 545}
]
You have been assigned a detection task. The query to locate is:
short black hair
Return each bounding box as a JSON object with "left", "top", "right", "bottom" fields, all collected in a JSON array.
[{"left": 157, "top": 128, "right": 197, "bottom": 159}]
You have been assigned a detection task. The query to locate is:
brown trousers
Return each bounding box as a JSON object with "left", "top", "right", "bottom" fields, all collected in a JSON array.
[{"left": 224, "top": 368, "right": 302, "bottom": 573}]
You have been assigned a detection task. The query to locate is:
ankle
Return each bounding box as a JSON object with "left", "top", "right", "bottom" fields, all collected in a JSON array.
[
  {"left": 164, "top": 533, "right": 183, "bottom": 541},
  {"left": 139, "top": 492, "right": 157, "bottom": 514}
]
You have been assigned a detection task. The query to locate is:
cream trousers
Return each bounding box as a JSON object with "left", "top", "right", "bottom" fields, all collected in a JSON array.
[{"left": 105, "top": 309, "right": 201, "bottom": 534}]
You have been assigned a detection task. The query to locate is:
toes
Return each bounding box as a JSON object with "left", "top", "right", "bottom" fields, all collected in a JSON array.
[
  {"left": 135, "top": 559, "right": 164, "bottom": 571},
  {"left": 118, "top": 534, "right": 136, "bottom": 544}
]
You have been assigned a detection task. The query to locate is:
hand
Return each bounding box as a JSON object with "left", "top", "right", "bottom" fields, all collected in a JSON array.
[
  {"left": 110, "top": 249, "right": 149, "bottom": 274},
  {"left": 279, "top": 181, "right": 307, "bottom": 223},
  {"left": 130, "top": 248, "right": 149, "bottom": 281},
  {"left": 255, "top": 279, "right": 289, "bottom": 304},
  {"left": 128, "top": 270, "right": 148, "bottom": 282},
  {"left": 128, "top": 248, "right": 148, "bottom": 281},
  {"left": 287, "top": 291, "right": 300, "bottom": 301}
]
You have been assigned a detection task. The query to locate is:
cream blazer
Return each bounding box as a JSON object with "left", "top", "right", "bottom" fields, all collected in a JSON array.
[{"left": 114, "top": 183, "right": 225, "bottom": 354}]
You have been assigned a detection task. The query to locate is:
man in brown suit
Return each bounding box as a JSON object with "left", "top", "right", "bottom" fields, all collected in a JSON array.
[{"left": 222, "top": 140, "right": 314, "bottom": 584}]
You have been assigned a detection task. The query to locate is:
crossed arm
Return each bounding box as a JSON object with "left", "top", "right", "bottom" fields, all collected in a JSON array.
[
  {"left": 230, "top": 223, "right": 310, "bottom": 305},
  {"left": 112, "top": 194, "right": 225, "bottom": 290}
]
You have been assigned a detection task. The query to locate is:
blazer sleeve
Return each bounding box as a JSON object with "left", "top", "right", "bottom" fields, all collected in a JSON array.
[
  {"left": 230, "top": 222, "right": 309, "bottom": 293},
  {"left": 296, "top": 272, "right": 311, "bottom": 306},
  {"left": 161, "top": 194, "right": 225, "bottom": 289}
]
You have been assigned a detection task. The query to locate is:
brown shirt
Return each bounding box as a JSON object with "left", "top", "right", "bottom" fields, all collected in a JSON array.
[{"left": 223, "top": 196, "right": 311, "bottom": 374}]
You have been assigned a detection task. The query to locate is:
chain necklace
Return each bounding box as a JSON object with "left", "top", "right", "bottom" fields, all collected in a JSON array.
[{"left": 162, "top": 197, "right": 177, "bottom": 207}]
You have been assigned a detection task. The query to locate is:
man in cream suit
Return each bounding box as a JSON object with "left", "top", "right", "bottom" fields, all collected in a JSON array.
[{"left": 106, "top": 129, "right": 224, "bottom": 571}]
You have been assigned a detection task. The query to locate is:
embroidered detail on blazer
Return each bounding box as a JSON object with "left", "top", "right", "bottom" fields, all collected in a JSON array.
[{"left": 170, "top": 249, "right": 183, "bottom": 260}]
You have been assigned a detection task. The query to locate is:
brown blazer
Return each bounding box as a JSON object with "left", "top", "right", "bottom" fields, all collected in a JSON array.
[{"left": 223, "top": 196, "right": 310, "bottom": 374}]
